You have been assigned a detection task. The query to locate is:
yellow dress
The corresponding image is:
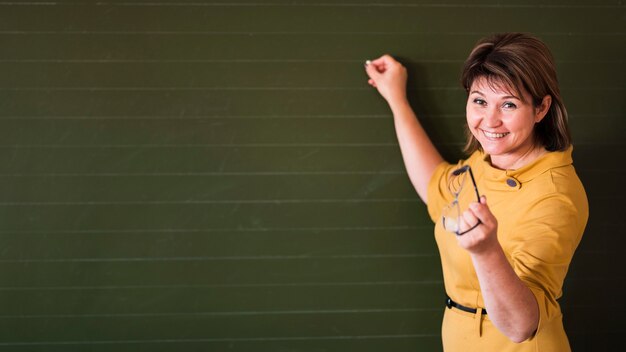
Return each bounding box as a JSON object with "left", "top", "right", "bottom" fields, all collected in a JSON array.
[{"left": 427, "top": 146, "right": 589, "bottom": 351}]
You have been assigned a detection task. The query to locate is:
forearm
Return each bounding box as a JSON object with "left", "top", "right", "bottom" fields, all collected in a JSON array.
[
  {"left": 471, "top": 245, "right": 539, "bottom": 343},
  {"left": 388, "top": 99, "right": 444, "bottom": 203}
]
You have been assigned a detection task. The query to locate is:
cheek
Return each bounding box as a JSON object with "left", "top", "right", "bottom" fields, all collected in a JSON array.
[
  {"left": 465, "top": 107, "right": 480, "bottom": 128},
  {"left": 511, "top": 114, "right": 537, "bottom": 134}
]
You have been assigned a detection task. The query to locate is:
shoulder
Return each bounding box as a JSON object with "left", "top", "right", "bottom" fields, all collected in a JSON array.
[
  {"left": 525, "top": 164, "right": 588, "bottom": 221},
  {"left": 512, "top": 147, "right": 588, "bottom": 224},
  {"left": 508, "top": 169, "right": 589, "bottom": 256}
]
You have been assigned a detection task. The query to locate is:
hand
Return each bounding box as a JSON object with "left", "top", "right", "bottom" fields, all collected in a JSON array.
[
  {"left": 456, "top": 196, "right": 499, "bottom": 254},
  {"left": 364, "top": 55, "right": 408, "bottom": 106}
]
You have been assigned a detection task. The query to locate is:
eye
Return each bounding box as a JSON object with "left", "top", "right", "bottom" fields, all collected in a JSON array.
[
  {"left": 473, "top": 98, "right": 486, "bottom": 106},
  {"left": 503, "top": 102, "right": 517, "bottom": 109}
]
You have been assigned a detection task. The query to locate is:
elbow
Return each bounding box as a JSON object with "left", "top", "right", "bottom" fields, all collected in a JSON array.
[
  {"left": 509, "top": 333, "right": 531, "bottom": 344},
  {"left": 507, "top": 300, "right": 540, "bottom": 343},
  {"left": 508, "top": 327, "right": 538, "bottom": 344},
  {"left": 500, "top": 315, "right": 538, "bottom": 343}
]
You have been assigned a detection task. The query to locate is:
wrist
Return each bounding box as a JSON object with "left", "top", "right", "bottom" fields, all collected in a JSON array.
[
  {"left": 469, "top": 239, "right": 503, "bottom": 260},
  {"left": 388, "top": 96, "right": 411, "bottom": 113}
]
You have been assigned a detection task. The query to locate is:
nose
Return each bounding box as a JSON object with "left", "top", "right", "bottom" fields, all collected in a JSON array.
[{"left": 482, "top": 107, "right": 503, "bottom": 128}]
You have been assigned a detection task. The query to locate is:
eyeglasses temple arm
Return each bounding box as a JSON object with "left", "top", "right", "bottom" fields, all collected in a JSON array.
[{"left": 467, "top": 167, "right": 481, "bottom": 201}]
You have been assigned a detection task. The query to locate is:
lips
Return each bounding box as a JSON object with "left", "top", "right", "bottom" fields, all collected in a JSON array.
[{"left": 482, "top": 130, "right": 510, "bottom": 139}]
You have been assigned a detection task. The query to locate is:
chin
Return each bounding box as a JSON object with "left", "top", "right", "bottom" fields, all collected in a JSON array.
[{"left": 477, "top": 140, "right": 510, "bottom": 156}]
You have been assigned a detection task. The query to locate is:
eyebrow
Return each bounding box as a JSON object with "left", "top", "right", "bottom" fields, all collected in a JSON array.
[{"left": 470, "top": 90, "right": 521, "bottom": 100}]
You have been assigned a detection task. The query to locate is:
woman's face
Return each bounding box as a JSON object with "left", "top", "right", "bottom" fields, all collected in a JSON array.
[{"left": 466, "top": 77, "right": 550, "bottom": 169}]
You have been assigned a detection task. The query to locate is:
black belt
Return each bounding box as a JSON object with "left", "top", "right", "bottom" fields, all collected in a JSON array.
[{"left": 446, "top": 296, "right": 487, "bottom": 315}]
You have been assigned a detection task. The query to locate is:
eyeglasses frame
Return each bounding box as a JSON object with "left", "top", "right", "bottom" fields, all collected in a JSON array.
[{"left": 442, "top": 165, "right": 482, "bottom": 236}]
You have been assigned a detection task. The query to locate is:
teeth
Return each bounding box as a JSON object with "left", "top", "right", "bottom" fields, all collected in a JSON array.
[{"left": 484, "top": 131, "right": 509, "bottom": 138}]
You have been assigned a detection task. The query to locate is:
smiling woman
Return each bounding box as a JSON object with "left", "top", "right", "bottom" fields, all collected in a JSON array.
[
  {"left": 365, "top": 33, "right": 589, "bottom": 351},
  {"left": 461, "top": 33, "right": 572, "bottom": 171},
  {"left": 465, "top": 77, "right": 552, "bottom": 170}
]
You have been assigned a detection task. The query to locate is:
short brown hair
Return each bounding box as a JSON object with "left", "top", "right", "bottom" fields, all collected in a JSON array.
[{"left": 460, "top": 33, "right": 571, "bottom": 154}]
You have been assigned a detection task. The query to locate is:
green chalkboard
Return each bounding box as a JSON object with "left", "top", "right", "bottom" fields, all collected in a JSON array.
[{"left": 0, "top": 1, "right": 624, "bottom": 351}]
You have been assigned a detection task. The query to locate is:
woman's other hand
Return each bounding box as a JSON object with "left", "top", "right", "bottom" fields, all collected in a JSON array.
[
  {"left": 365, "top": 55, "right": 408, "bottom": 106},
  {"left": 457, "top": 196, "right": 500, "bottom": 254}
]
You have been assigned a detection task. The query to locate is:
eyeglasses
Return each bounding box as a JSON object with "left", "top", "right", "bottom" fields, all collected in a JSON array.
[{"left": 441, "top": 165, "right": 481, "bottom": 236}]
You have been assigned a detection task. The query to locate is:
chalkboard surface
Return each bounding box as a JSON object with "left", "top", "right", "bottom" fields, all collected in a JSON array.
[{"left": 0, "top": 1, "right": 624, "bottom": 351}]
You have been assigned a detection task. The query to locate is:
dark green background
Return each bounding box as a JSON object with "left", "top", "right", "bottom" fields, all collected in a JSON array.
[{"left": 0, "top": 1, "right": 624, "bottom": 351}]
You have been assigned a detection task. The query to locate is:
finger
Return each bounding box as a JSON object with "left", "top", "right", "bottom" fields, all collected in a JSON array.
[
  {"left": 370, "top": 54, "right": 395, "bottom": 67},
  {"left": 460, "top": 209, "right": 479, "bottom": 233},
  {"left": 367, "top": 56, "right": 384, "bottom": 68},
  {"left": 368, "top": 56, "right": 396, "bottom": 74},
  {"left": 469, "top": 196, "right": 494, "bottom": 226},
  {"left": 368, "top": 79, "right": 377, "bottom": 87},
  {"left": 364, "top": 61, "right": 382, "bottom": 80},
  {"left": 457, "top": 214, "right": 470, "bottom": 234}
]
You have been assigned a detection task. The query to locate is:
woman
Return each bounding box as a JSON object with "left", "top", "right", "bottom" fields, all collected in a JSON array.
[{"left": 364, "top": 33, "right": 588, "bottom": 351}]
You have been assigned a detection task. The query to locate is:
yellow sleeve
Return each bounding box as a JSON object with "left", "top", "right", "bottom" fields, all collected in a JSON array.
[
  {"left": 508, "top": 194, "right": 586, "bottom": 336},
  {"left": 426, "top": 161, "right": 456, "bottom": 223},
  {"left": 426, "top": 152, "right": 483, "bottom": 223}
]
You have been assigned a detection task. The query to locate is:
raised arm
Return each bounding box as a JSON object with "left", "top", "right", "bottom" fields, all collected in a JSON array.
[{"left": 365, "top": 55, "right": 444, "bottom": 203}]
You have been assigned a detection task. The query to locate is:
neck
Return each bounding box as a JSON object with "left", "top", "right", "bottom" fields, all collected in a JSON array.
[{"left": 490, "top": 144, "right": 547, "bottom": 170}]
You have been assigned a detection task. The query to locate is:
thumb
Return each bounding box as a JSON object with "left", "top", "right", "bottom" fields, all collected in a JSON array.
[{"left": 364, "top": 60, "right": 382, "bottom": 80}]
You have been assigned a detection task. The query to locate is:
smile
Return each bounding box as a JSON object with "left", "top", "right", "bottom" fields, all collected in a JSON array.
[{"left": 482, "top": 130, "right": 510, "bottom": 139}]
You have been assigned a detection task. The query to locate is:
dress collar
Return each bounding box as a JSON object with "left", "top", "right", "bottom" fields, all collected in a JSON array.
[{"left": 476, "top": 146, "right": 574, "bottom": 190}]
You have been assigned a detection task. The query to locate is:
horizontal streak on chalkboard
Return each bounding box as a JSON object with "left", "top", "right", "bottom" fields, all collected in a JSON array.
[
  {"left": 0, "top": 203, "right": 433, "bottom": 233},
  {"left": 0, "top": 31, "right": 619, "bottom": 38},
  {"left": 0, "top": 232, "right": 436, "bottom": 261},
  {"left": 0, "top": 280, "right": 444, "bottom": 317},
  {"left": 0, "top": 169, "right": 613, "bottom": 204},
  {"left": 2, "top": 61, "right": 621, "bottom": 91},
  {"left": 2, "top": 31, "right": 624, "bottom": 35},
  {"left": 1, "top": 87, "right": 622, "bottom": 91},
  {"left": 0, "top": 309, "right": 443, "bottom": 340},
  {"left": 2, "top": 227, "right": 618, "bottom": 257},
  {"left": 0, "top": 146, "right": 617, "bottom": 176},
  {"left": 0, "top": 253, "right": 436, "bottom": 263},
  {"left": 0, "top": 171, "right": 417, "bottom": 202},
  {"left": 0, "top": 142, "right": 614, "bottom": 148},
  {"left": 0, "top": 144, "right": 434, "bottom": 148},
  {"left": 0, "top": 118, "right": 616, "bottom": 147},
  {"left": 0, "top": 5, "right": 622, "bottom": 36},
  {"left": 0, "top": 334, "right": 439, "bottom": 346},
  {"left": 0, "top": 198, "right": 420, "bottom": 205},
  {"left": 0, "top": 234, "right": 437, "bottom": 266},
  {"left": 0, "top": 115, "right": 396, "bottom": 120},
  {"left": 0, "top": 263, "right": 442, "bottom": 290},
  {"left": 0, "top": 59, "right": 620, "bottom": 64},
  {"left": 0, "top": 171, "right": 407, "bottom": 177},
  {"left": 0, "top": 280, "right": 443, "bottom": 291},
  {"left": 0, "top": 33, "right": 618, "bottom": 63},
  {"left": 0, "top": 143, "right": 401, "bottom": 148},
  {"left": 0, "top": 87, "right": 425, "bottom": 91},
  {"left": 0, "top": 113, "right": 617, "bottom": 120},
  {"left": 0, "top": 89, "right": 617, "bottom": 117},
  {"left": 0, "top": 334, "right": 438, "bottom": 347},
  {"left": 0, "top": 216, "right": 613, "bottom": 262},
  {"left": 1, "top": 307, "right": 440, "bottom": 319},
  {"left": 0, "top": 0, "right": 622, "bottom": 6},
  {"left": 0, "top": 225, "right": 427, "bottom": 234},
  {"left": 0, "top": 2, "right": 621, "bottom": 7},
  {"left": 0, "top": 169, "right": 609, "bottom": 176}
]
